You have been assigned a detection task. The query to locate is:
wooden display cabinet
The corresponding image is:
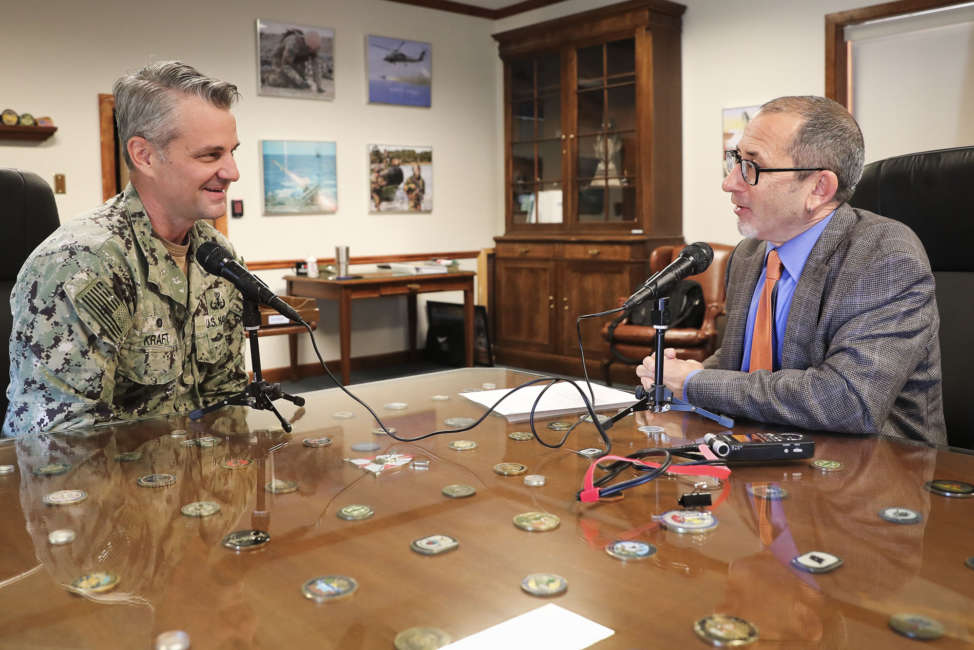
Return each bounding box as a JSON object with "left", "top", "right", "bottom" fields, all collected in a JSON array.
[{"left": 492, "top": 0, "right": 685, "bottom": 380}]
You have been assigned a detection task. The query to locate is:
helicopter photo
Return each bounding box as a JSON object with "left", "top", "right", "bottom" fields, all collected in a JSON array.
[
  {"left": 367, "top": 35, "right": 432, "bottom": 107},
  {"left": 375, "top": 40, "right": 427, "bottom": 65}
]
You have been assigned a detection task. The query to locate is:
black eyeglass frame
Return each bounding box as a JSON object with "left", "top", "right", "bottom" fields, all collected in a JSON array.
[{"left": 724, "top": 149, "right": 826, "bottom": 186}]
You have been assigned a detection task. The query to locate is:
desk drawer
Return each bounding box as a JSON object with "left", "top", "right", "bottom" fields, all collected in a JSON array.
[
  {"left": 495, "top": 242, "right": 555, "bottom": 259},
  {"left": 563, "top": 243, "right": 636, "bottom": 261}
]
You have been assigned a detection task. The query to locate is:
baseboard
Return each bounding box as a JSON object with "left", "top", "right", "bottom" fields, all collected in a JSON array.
[{"left": 254, "top": 350, "right": 414, "bottom": 383}]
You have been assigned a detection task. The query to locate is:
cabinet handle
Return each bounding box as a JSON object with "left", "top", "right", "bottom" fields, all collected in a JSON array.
[
  {"left": 562, "top": 297, "right": 568, "bottom": 302},
  {"left": 548, "top": 295, "right": 554, "bottom": 300},
  {"left": 561, "top": 134, "right": 566, "bottom": 140},
  {"left": 588, "top": 248, "right": 600, "bottom": 256},
  {"left": 568, "top": 134, "right": 575, "bottom": 139},
  {"left": 406, "top": 283, "right": 421, "bottom": 291},
  {"left": 549, "top": 303, "right": 555, "bottom": 310},
  {"left": 519, "top": 248, "right": 530, "bottom": 255}
]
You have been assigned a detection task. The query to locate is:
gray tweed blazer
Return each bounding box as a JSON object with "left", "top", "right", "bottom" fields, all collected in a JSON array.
[{"left": 687, "top": 204, "right": 946, "bottom": 445}]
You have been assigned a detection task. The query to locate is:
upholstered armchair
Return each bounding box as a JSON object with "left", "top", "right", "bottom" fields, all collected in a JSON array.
[{"left": 601, "top": 243, "right": 733, "bottom": 385}]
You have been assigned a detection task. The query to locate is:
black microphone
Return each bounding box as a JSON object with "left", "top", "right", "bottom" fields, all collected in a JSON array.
[
  {"left": 622, "top": 242, "right": 713, "bottom": 310},
  {"left": 196, "top": 241, "right": 306, "bottom": 324}
]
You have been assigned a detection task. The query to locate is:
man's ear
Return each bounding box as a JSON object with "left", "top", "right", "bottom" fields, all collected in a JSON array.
[
  {"left": 127, "top": 136, "right": 158, "bottom": 176},
  {"left": 806, "top": 170, "right": 839, "bottom": 212}
]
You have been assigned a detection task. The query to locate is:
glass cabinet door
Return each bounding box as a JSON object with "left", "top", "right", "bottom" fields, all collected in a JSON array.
[
  {"left": 575, "top": 38, "right": 637, "bottom": 224},
  {"left": 509, "top": 53, "right": 563, "bottom": 225}
]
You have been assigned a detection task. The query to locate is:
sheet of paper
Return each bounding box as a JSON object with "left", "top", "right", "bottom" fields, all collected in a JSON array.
[
  {"left": 460, "top": 381, "right": 638, "bottom": 422},
  {"left": 442, "top": 603, "right": 614, "bottom": 649}
]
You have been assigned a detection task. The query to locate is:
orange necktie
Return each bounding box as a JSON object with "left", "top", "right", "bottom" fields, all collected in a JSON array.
[{"left": 749, "top": 249, "right": 781, "bottom": 373}]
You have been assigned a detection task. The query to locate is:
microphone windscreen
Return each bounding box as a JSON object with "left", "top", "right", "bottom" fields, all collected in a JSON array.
[
  {"left": 683, "top": 242, "right": 714, "bottom": 274},
  {"left": 196, "top": 241, "right": 228, "bottom": 274}
]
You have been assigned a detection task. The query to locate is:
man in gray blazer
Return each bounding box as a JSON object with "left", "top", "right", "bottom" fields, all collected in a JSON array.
[{"left": 637, "top": 96, "right": 945, "bottom": 445}]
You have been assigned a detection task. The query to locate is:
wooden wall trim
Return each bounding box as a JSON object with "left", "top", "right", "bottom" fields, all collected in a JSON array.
[
  {"left": 825, "top": 0, "right": 969, "bottom": 109},
  {"left": 247, "top": 250, "right": 483, "bottom": 271},
  {"left": 384, "top": 0, "right": 568, "bottom": 19},
  {"left": 98, "top": 94, "right": 117, "bottom": 202}
]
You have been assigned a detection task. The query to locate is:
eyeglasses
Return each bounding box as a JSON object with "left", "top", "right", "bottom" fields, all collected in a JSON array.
[{"left": 724, "top": 149, "right": 825, "bottom": 186}]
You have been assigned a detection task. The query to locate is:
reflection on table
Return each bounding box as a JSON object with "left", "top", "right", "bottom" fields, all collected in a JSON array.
[{"left": 0, "top": 367, "right": 972, "bottom": 649}]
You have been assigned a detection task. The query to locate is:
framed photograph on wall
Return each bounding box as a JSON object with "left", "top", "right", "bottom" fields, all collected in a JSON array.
[
  {"left": 261, "top": 140, "right": 337, "bottom": 215},
  {"left": 721, "top": 105, "right": 760, "bottom": 175},
  {"left": 369, "top": 144, "right": 432, "bottom": 213},
  {"left": 366, "top": 35, "right": 432, "bottom": 107},
  {"left": 257, "top": 19, "right": 335, "bottom": 100}
]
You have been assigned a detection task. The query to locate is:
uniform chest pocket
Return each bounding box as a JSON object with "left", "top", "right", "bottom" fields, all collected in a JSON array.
[
  {"left": 194, "top": 290, "right": 238, "bottom": 364},
  {"left": 117, "top": 324, "right": 183, "bottom": 385}
]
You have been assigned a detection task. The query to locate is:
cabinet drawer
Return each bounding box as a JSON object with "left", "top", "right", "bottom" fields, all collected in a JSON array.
[
  {"left": 495, "top": 242, "right": 555, "bottom": 259},
  {"left": 563, "top": 243, "right": 636, "bottom": 261}
]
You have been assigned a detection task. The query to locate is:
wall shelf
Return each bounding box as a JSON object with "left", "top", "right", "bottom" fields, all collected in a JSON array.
[{"left": 0, "top": 125, "right": 57, "bottom": 142}]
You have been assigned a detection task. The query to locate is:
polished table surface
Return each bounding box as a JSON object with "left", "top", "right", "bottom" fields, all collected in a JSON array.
[{"left": 1, "top": 367, "right": 972, "bottom": 649}]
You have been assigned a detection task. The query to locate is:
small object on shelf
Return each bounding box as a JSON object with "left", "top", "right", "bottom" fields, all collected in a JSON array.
[
  {"left": 18, "top": 113, "right": 35, "bottom": 126},
  {"left": 1, "top": 109, "right": 18, "bottom": 126},
  {"left": 36, "top": 116, "right": 54, "bottom": 127}
]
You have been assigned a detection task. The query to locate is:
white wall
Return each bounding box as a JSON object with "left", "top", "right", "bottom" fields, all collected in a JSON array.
[{"left": 0, "top": 0, "right": 500, "bottom": 369}]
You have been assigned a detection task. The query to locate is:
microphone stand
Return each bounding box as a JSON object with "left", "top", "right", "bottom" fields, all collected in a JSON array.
[
  {"left": 190, "top": 298, "right": 306, "bottom": 432},
  {"left": 601, "top": 296, "right": 734, "bottom": 430}
]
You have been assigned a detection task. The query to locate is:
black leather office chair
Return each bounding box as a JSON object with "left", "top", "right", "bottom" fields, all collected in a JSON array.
[
  {"left": 0, "top": 169, "right": 61, "bottom": 423},
  {"left": 849, "top": 146, "right": 974, "bottom": 450}
]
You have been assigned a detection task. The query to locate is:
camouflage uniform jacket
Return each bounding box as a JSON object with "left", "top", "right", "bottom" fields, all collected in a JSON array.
[{"left": 3, "top": 184, "right": 248, "bottom": 436}]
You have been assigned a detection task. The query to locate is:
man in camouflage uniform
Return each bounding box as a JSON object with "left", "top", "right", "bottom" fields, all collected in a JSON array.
[
  {"left": 269, "top": 29, "right": 326, "bottom": 92},
  {"left": 3, "top": 61, "right": 248, "bottom": 437}
]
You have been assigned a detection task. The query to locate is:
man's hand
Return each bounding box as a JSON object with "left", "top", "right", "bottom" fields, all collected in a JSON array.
[{"left": 636, "top": 348, "right": 703, "bottom": 399}]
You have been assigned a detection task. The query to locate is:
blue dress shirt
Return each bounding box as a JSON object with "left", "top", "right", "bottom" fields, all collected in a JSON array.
[{"left": 739, "top": 212, "right": 834, "bottom": 371}]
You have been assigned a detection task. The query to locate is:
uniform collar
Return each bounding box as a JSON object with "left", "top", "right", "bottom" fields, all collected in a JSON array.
[{"left": 123, "top": 183, "right": 192, "bottom": 308}]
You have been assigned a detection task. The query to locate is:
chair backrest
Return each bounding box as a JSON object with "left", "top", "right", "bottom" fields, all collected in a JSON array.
[
  {"left": 649, "top": 243, "right": 734, "bottom": 311},
  {"left": 0, "top": 169, "right": 61, "bottom": 421},
  {"left": 849, "top": 146, "right": 974, "bottom": 449}
]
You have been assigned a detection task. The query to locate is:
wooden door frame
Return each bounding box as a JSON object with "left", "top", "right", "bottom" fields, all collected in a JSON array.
[
  {"left": 98, "top": 94, "right": 228, "bottom": 236},
  {"left": 825, "top": 0, "right": 969, "bottom": 110}
]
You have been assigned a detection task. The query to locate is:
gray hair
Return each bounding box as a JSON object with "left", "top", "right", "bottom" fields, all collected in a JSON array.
[
  {"left": 113, "top": 61, "right": 239, "bottom": 168},
  {"left": 759, "top": 96, "right": 864, "bottom": 205}
]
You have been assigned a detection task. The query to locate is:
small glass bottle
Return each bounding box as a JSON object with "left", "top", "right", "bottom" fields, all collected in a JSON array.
[{"left": 306, "top": 256, "right": 319, "bottom": 278}]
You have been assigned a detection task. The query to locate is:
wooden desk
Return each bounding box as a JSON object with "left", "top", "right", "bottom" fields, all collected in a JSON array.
[
  {"left": 1, "top": 367, "right": 972, "bottom": 648},
  {"left": 285, "top": 271, "right": 475, "bottom": 384}
]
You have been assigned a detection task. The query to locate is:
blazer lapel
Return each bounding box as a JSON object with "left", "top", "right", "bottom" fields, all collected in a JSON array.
[
  {"left": 720, "top": 240, "right": 765, "bottom": 370},
  {"left": 781, "top": 204, "right": 856, "bottom": 368}
]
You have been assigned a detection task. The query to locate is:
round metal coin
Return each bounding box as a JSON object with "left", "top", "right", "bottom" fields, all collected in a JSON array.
[
  {"left": 372, "top": 426, "right": 397, "bottom": 435},
  {"left": 221, "top": 458, "right": 252, "bottom": 470},
  {"left": 746, "top": 483, "right": 788, "bottom": 500},
  {"left": 508, "top": 431, "right": 533, "bottom": 441},
  {"left": 43, "top": 489, "right": 87, "bottom": 506},
  {"left": 384, "top": 402, "right": 408, "bottom": 410},
  {"left": 442, "top": 484, "right": 476, "bottom": 498},
  {"left": 221, "top": 529, "right": 270, "bottom": 552},
  {"left": 33, "top": 462, "right": 70, "bottom": 477},
  {"left": 660, "top": 510, "right": 718, "bottom": 534},
  {"left": 265, "top": 479, "right": 298, "bottom": 494},
  {"left": 302, "top": 575, "right": 358, "bottom": 603},
  {"left": 138, "top": 473, "right": 175, "bottom": 488},
  {"left": 878, "top": 506, "right": 922, "bottom": 525},
  {"left": 520, "top": 573, "right": 567, "bottom": 597},
  {"left": 114, "top": 451, "right": 142, "bottom": 463},
  {"left": 197, "top": 436, "right": 221, "bottom": 448},
  {"left": 169, "top": 429, "right": 187, "bottom": 437},
  {"left": 638, "top": 425, "right": 666, "bottom": 435},
  {"left": 338, "top": 504, "right": 374, "bottom": 520},
  {"left": 605, "top": 540, "right": 657, "bottom": 561},
  {"left": 493, "top": 462, "right": 527, "bottom": 476},
  {"left": 394, "top": 627, "right": 453, "bottom": 650},
  {"left": 71, "top": 571, "right": 119, "bottom": 594},
  {"left": 0, "top": 464, "right": 16, "bottom": 474},
  {"left": 181, "top": 501, "right": 221, "bottom": 518},
  {"left": 524, "top": 474, "right": 546, "bottom": 487},
  {"left": 888, "top": 613, "right": 945, "bottom": 641},
  {"left": 791, "top": 550, "right": 843, "bottom": 574},
  {"left": 925, "top": 479, "right": 974, "bottom": 498},
  {"left": 579, "top": 413, "right": 611, "bottom": 424},
  {"left": 547, "top": 421, "right": 573, "bottom": 431},
  {"left": 431, "top": 394, "right": 450, "bottom": 401},
  {"left": 351, "top": 442, "right": 381, "bottom": 452},
  {"left": 810, "top": 458, "right": 843, "bottom": 472},
  {"left": 48, "top": 529, "right": 76, "bottom": 545},
  {"left": 154, "top": 630, "right": 191, "bottom": 650},
  {"left": 1, "top": 109, "right": 19, "bottom": 126},
  {"left": 449, "top": 439, "right": 478, "bottom": 451},
  {"left": 410, "top": 534, "right": 460, "bottom": 555},
  {"left": 693, "top": 614, "right": 759, "bottom": 647},
  {"left": 444, "top": 417, "right": 476, "bottom": 428},
  {"left": 333, "top": 411, "right": 355, "bottom": 419},
  {"left": 513, "top": 511, "right": 560, "bottom": 532},
  {"left": 179, "top": 439, "right": 199, "bottom": 447},
  {"left": 303, "top": 436, "right": 333, "bottom": 447}
]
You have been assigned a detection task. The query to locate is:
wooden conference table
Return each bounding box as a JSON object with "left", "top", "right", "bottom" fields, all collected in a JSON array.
[
  {"left": 0, "top": 367, "right": 972, "bottom": 649},
  {"left": 285, "top": 270, "right": 476, "bottom": 385}
]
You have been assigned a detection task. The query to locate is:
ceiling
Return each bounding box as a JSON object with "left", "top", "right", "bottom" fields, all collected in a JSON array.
[{"left": 388, "top": 0, "right": 568, "bottom": 20}]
